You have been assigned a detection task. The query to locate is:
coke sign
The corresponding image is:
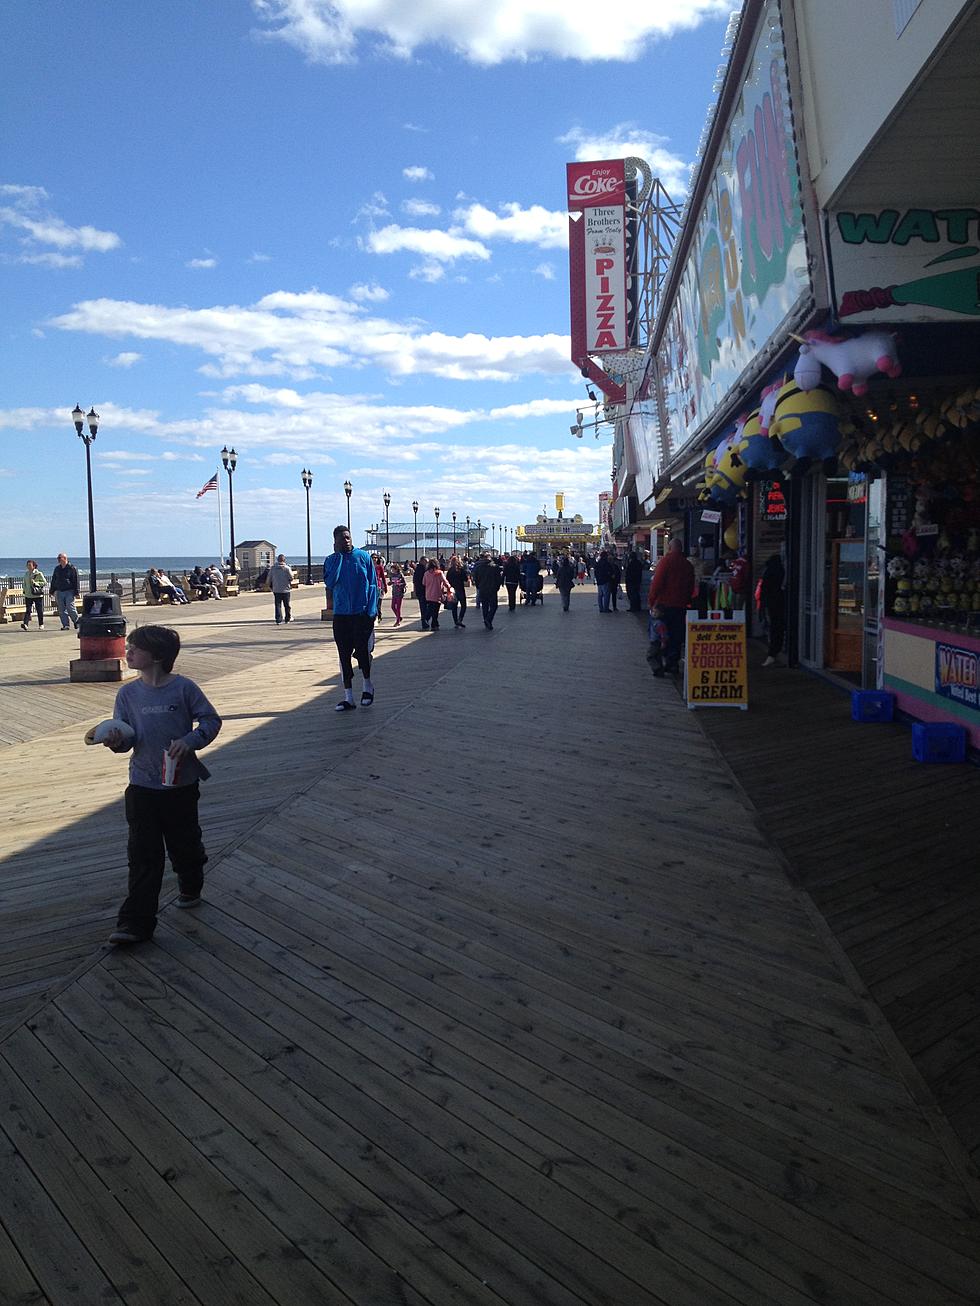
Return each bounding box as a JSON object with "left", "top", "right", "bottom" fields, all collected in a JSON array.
[{"left": 566, "top": 160, "right": 626, "bottom": 212}]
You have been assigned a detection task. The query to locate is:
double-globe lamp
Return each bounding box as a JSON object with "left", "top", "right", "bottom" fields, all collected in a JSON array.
[
  {"left": 220, "top": 446, "right": 238, "bottom": 573},
  {"left": 301, "top": 468, "right": 313, "bottom": 584},
  {"left": 71, "top": 404, "right": 100, "bottom": 592}
]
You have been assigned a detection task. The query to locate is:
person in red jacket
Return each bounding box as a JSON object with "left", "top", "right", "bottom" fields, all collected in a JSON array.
[{"left": 647, "top": 538, "right": 695, "bottom": 672}]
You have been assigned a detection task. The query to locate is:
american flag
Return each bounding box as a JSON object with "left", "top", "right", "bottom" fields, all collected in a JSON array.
[{"left": 196, "top": 472, "right": 219, "bottom": 499}]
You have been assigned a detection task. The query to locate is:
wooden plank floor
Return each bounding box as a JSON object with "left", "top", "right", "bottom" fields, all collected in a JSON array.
[
  {"left": 695, "top": 635, "right": 980, "bottom": 1171},
  {"left": 0, "top": 589, "right": 459, "bottom": 1033},
  {"left": 1, "top": 585, "right": 979, "bottom": 1303}
]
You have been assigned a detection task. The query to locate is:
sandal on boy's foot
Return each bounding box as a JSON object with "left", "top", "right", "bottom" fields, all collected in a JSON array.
[
  {"left": 108, "top": 927, "right": 150, "bottom": 945},
  {"left": 175, "top": 894, "right": 201, "bottom": 909},
  {"left": 360, "top": 691, "right": 375, "bottom": 707},
  {"left": 335, "top": 700, "right": 357, "bottom": 712}
]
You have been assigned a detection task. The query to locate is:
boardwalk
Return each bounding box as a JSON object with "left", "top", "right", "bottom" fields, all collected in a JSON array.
[{"left": 1, "top": 585, "right": 979, "bottom": 1304}]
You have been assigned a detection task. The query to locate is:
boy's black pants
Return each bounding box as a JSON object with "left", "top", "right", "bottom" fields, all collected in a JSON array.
[{"left": 117, "top": 783, "right": 207, "bottom": 936}]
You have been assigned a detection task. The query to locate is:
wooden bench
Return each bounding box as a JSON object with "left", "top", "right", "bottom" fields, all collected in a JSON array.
[
  {"left": 220, "top": 577, "right": 240, "bottom": 598},
  {"left": 0, "top": 589, "right": 27, "bottom": 624}
]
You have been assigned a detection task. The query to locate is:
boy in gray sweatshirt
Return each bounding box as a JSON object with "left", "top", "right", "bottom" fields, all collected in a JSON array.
[{"left": 103, "top": 625, "right": 221, "bottom": 944}]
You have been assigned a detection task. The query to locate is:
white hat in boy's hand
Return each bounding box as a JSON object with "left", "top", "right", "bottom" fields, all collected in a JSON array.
[{"left": 84, "top": 718, "right": 136, "bottom": 746}]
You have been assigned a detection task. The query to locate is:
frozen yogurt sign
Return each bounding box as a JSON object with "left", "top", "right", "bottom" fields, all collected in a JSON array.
[{"left": 568, "top": 160, "right": 629, "bottom": 365}]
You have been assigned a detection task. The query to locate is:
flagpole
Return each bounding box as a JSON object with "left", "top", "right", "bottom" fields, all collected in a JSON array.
[{"left": 216, "top": 470, "right": 224, "bottom": 564}]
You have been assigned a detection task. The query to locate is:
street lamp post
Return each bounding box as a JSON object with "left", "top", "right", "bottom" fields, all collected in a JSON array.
[
  {"left": 344, "top": 479, "right": 352, "bottom": 531},
  {"left": 491, "top": 522, "right": 496, "bottom": 555},
  {"left": 220, "top": 446, "right": 238, "bottom": 572},
  {"left": 412, "top": 500, "right": 419, "bottom": 561},
  {"left": 477, "top": 518, "right": 482, "bottom": 554},
  {"left": 451, "top": 511, "right": 457, "bottom": 555},
  {"left": 302, "top": 468, "right": 313, "bottom": 584},
  {"left": 383, "top": 491, "right": 391, "bottom": 563},
  {"left": 71, "top": 404, "right": 100, "bottom": 592},
  {"left": 434, "top": 506, "right": 440, "bottom": 562},
  {"left": 465, "top": 515, "right": 471, "bottom": 558}
]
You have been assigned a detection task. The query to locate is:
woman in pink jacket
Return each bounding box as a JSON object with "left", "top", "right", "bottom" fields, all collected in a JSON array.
[{"left": 422, "top": 558, "right": 453, "bottom": 631}]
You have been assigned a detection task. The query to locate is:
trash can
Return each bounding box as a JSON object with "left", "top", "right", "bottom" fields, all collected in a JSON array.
[{"left": 78, "top": 592, "right": 126, "bottom": 661}]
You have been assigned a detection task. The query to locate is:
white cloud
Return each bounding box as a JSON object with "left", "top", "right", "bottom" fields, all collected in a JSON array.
[
  {"left": 19, "top": 251, "right": 84, "bottom": 269},
  {"left": 349, "top": 282, "right": 390, "bottom": 302},
  {"left": 0, "top": 185, "right": 122, "bottom": 267},
  {"left": 105, "top": 351, "right": 142, "bottom": 368},
  {"left": 0, "top": 210, "right": 121, "bottom": 252},
  {"left": 263, "top": 450, "right": 336, "bottom": 465},
  {"left": 486, "top": 399, "right": 575, "bottom": 420},
  {"left": 409, "top": 262, "right": 445, "bottom": 283},
  {"left": 48, "top": 291, "right": 573, "bottom": 383},
  {"left": 456, "top": 201, "right": 567, "bottom": 250},
  {"left": 0, "top": 184, "right": 49, "bottom": 205},
  {"left": 0, "top": 391, "right": 580, "bottom": 458},
  {"left": 534, "top": 263, "right": 556, "bottom": 280},
  {"left": 402, "top": 166, "right": 434, "bottom": 183},
  {"left": 251, "top": 0, "right": 732, "bottom": 65},
  {"left": 248, "top": 251, "right": 272, "bottom": 262},
  {"left": 365, "top": 224, "right": 489, "bottom": 263},
  {"left": 187, "top": 257, "right": 218, "bottom": 269},
  {"left": 355, "top": 191, "right": 390, "bottom": 222},
  {"left": 402, "top": 198, "right": 440, "bottom": 218},
  {"left": 558, "top": 123, "right": 694, "bottom": 197},
  {"left": 402, "top": 122, "right": 427, "bottom": 132}
]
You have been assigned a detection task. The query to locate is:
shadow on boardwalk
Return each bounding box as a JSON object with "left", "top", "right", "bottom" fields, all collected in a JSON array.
[{"left": 1, "top": 593, "right": 979, "bottom": 1305}]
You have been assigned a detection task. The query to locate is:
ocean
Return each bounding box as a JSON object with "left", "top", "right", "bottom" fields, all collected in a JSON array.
[{"left": 0, "top": 557, "right": 217, "bottom": 585}]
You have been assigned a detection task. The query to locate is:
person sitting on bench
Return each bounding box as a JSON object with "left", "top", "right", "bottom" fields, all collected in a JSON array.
[{"left": 148, "top": 569, "right": 188, "bottom": 604}]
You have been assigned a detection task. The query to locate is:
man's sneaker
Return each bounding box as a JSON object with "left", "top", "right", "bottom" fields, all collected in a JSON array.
[
  {"left": 175, "top": 894, "right": 202, "bottom": 909},
  {"left": 108, "top": 927, "right": 150, "bottom": 945}
]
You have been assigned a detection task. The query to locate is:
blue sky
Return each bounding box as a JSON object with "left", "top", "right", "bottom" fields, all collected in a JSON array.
[{"left": 2, "top": 0, "right": 733, "bottom": 559}]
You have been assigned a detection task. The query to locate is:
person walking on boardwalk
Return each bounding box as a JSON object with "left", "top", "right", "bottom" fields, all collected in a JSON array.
[
  {"left": 373, "top": 553, "right": 389, "bottom": 622},
  {"left": 476, "top": 553, "right": 503, "bottom": 629},
  {"left": 555, "top": 552, "right": 576, "bottom": 612},
  {"left": 413, "top": 556, "right": 430, "bottom": 630},
  {"left": 647, "top": 537, "right": 695, "bottom": 674},
  {"left": 422, "top": 557, "right": 453, "bottom": 631},
  {"left": 593, "top": 550, "right": 613, "bottom": 612},
  {"left": 759, "top": 554, "right": 786, "bottom": 667},
  {"left": 100, "top": 624, "right": 222, "bottom": 945},
  {"left": 49, "top": 552, "right": 80, "bottom": 630},
  {"left": 502, "top": 552, "right": 521, "bottom": 611},
  {"left": 520, "top": 551, "right": 542, "bottom": 606},
  {"left": 20, "top": 559, "right": 47, "bottom": 630},
  {"left": 446, "top": 553, "right": 468, "bottom": 627},
  {"left": 624, "top": 550, "right": 643, "bottom": 613},
  {"left": 608, "top": 552, "right": 622, "bottom": 611},
  {"left": 324, "top": 525, "right": 379, "bottom": 710},
  {"left": 389, "top": 563, "right": 406, "bottom": 626},
  {"left": 269, "top": 554, "right": 294, "bottom": 625}
]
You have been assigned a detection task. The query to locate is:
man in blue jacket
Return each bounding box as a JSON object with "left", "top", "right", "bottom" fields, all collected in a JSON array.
[{"left": 323, "top": 525, "right": 379, "bottom": 711}]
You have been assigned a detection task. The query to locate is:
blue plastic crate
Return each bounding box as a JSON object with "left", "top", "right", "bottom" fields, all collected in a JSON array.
[
  {"left": 851, "top": 690, "right": 895, "bottom": 723},
  {"left": 912, "top": 722, "right": 967, "bottom": 764}
]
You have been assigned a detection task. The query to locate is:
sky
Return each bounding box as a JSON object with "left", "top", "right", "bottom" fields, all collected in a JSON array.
[{"left": 1, "top": 0, "right": 735, "bottom": 560}]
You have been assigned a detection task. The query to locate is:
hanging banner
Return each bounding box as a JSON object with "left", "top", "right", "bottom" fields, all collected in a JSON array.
[
  {"left": 831, "top": 206, "right": 980, "bottom": 323},
  {"left": 657, "top": 0, "right": 810, "bottom": 454},
  {"left": 567, "top": 159, "right": 629, "bottom": 358},
  {"left": 685, "top": 610, "right": 749, "bottom": 709}
]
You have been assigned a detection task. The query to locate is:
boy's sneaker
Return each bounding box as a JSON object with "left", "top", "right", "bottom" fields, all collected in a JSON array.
[
  {"left": 108, "top": 927, "right": 150, "bottom": 945},
  {"left": 175, "top": 893, "right": 202, "bottom": 909}
]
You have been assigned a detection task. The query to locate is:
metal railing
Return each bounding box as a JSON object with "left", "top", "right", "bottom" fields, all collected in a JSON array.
[{"left": 1, "top": 564, "right": 327, "bottom": 609}]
